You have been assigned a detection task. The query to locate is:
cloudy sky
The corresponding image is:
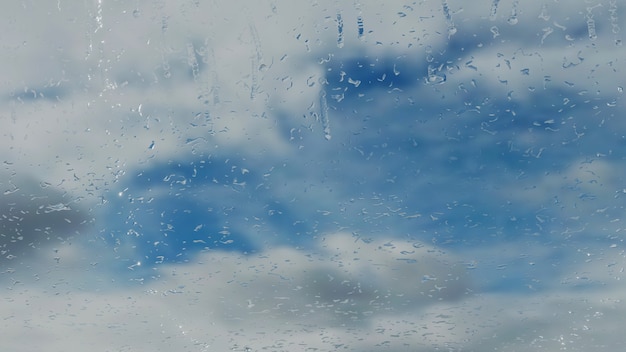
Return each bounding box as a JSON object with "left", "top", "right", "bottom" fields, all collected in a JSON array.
[{"left": 1, "top": 0, "right": 625, "bottom": 350}]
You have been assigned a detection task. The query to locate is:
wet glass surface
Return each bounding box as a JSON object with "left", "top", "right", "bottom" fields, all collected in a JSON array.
[{"left": 1, "top": 1, "right": 624, "bottom": 350}]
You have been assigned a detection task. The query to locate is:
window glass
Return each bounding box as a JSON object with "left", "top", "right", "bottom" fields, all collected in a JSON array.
[{"left": 1, "top": 0, "right": 623, "bottom": 350}]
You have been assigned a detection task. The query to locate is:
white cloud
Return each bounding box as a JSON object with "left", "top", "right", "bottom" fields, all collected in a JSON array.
[
  {"left": 3, "top": 232, "right": 626, "bottom": 351},
  {"left": 2, "top": 0, "right": 623, "bottom": 201},
  {"left": 2, "top": 233, "right": 471, "bottom": 351},
  {"left": 2, "top": 0, "right": 626, "bottom": 350}
]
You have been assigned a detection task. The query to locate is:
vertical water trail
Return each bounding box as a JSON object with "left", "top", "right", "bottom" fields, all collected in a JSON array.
[
  {"left": 84, "top": 0, "right": 113, "bottom": 92},
  {"left": 94, "top": 0, "right": 104, "bottom": 33},
  {"left": 186, "top": 43, "right": 201, "bottom": 82},
  {"left": 586, "top": 6, "right": 597, "bottom": 41},
  {"left": 187, "top": 41, "right": 216, "bottom": 125},
  {"left": 354, "top": 0, "right": 365, "bottom": 39},
  {"left": 336, "top": 13, "right": 344, "bottom": 48},
  {"left": 489, "top": 0, "right": 500, "bottom": 21},
  {"left": 193, "top": 42, "right": 217, "bottom": 126},
  {"left": 441, "top": 0, "right": 457, "bottom": 37},
  {"left": 609, "top": 1, "right": 622, "bottom": 45},
  {"left": 507, "top": 0, "right": 519, "bottom": 25},
  {"left": 357, "top": 16, "right": 365, "bottom": 39},
  {"left": 249, "top": 24, "right": 264, "bottom": 100},
  {"left": 320, "top": 90, "right": 331, "bottom": 141},
  {"left": 160, "top": 15, "right": 172, "bottom": 79},
  {"left": 201, "top": 41, "right": 220, "bottom": 106}
]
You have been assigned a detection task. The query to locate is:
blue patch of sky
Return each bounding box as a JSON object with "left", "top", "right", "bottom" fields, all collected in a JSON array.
[
  {"left": 100, "top": 31, "right": 622, "bottom": 293},
  {"left": 101, "top": 156, "right": 337, "bottom": 265}
]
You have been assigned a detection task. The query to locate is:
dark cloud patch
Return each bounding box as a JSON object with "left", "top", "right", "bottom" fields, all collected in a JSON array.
[{"left": 0, "top": 174, "right": 90, "bottom": 265}]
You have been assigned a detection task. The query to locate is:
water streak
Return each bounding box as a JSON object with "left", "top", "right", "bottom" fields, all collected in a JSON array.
[
  {"left": 186, "top": 43, "right": 200, "bottom": 82},
  {"left": 354, "top": 0, "right": 364, "bottom": 39},
  {"left": 441, "top": 0, "right": 457, "bottom": 37},
  {"left": 320, "top": 91, "right": 331, "bottom": 140},
  {"left": 489, "top": 0, "right": 500, "bottom": 21},
  {"left": 249, "top": 24, "right": 264, "bottom": 100},
  {"left": 609, "top": 1, "right": 622, "bottom": 45},
  {"left": 507, "top": 1, "right": 519, "bottom": 25},
  {"left": 357, "top": 16, "right": 364, "bottom": 39},
  {"left": 201, "top": 42, "right": 220, "bottom": 105},
  {"left": 538, "top": 3, "right": 550, "bottom": 21},
  {"left": 586, "top": 7, "right": 597, "bottom": 41},
  {"left": 336, "top": 13, "right": 344, "bottom": 48}
]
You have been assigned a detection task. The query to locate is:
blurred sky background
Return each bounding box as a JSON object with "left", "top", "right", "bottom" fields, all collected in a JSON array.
[{"left": 1, "top": 0, "right": 625, "bottom": 350}]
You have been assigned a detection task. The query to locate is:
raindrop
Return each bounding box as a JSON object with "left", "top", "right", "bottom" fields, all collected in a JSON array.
[{"left": 490, "top": 26, "right": 500, "bottom": 38}]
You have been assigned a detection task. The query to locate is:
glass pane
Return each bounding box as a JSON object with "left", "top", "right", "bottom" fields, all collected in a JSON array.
[{"left": 2, "top": 0, "right": 623, "bottom": 350}]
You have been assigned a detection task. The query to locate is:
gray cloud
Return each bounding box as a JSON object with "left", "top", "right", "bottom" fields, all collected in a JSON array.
[
  {"left": 0, "top": 172, "right": 90, "bottom": 265},
  {"left": 1, "top": 0, "right": 625, "bottom": 350}
]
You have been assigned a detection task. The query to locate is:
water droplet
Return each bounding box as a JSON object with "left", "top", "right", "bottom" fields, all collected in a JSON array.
[
  {"left": 132, "top": 9, "right": 140, "bottom": 18},
  {"left": 426, "top": 65, "right": 447, "bottom": 85},
  {"left": 490, "top": 26, "right": 500, "bottom": 38}
]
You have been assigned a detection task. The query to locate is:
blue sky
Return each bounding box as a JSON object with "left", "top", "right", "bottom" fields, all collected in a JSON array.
[
  {"left": 2, "top": 0, "right": 626, "bottom": 350},
  {"left": 96, "top": 24, "right": 621, "bottom": 295}
]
